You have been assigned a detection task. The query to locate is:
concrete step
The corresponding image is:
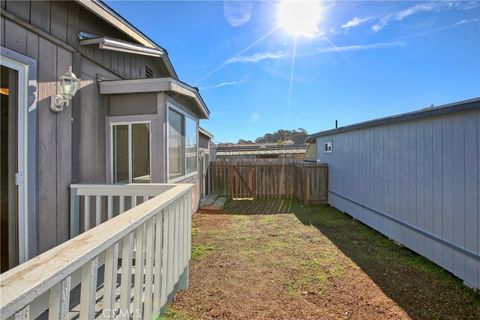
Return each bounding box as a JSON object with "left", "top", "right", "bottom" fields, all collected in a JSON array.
[
  {"left": 200, "top": 194, "right": 218, "bottom": 209},
  {"left": 200, "top": 194, "right": 227, "bottom": 211}
]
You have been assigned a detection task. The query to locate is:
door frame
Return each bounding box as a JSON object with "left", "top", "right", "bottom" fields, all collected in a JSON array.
[{"left": 1, "top": 47, "right": 38, "bottom": 263}]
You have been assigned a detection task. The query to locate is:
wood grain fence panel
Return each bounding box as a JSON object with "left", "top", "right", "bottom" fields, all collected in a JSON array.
[{"left": 210, "top": 160, "right": 328, "bottom": 203}]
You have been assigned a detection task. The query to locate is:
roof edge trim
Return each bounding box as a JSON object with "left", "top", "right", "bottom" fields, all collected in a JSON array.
[{"left": 307, "top": 97, "right": 480, "bottom": 142}]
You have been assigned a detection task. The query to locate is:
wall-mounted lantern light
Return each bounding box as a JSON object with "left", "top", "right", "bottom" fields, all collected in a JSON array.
[{"left": 50, "top": 68, "right": 80, "bottom": 112}]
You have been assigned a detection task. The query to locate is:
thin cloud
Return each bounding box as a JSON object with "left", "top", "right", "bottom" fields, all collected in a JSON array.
[
  {"left": 456, "top": 17, "right": 479, "bottom": 25},
  {"left": 341, "top": 16, "right": 372, "bottom": 29},
  {"left": 372, "top": 2, "right": 441, "bottom": 32},
  {"left": 372, "top": 1, "right": 480, "bottom": 32},
  {"left": 224, "top": 41, "right": 405, "bottom": 66},
  {"left": 314, "top": 41, "right": 405, "bottom": 53},
  {"left": 200, "top": 76, "right": 249, "bottom": 90},
  {"left": 225, "top": 51, "right": 288, "bottom": 64}
]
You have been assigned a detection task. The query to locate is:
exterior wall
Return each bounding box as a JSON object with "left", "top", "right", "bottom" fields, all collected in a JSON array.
[
  {"left": 316, "top": 108, "right": 480, "bottom": 288},
  {"left": 199, "top": 133, "right": 210, "bottom": 149},
  {"left": 210, "top": 144, "right": 216, "bottom": 161},
  {"left": 0, "top": 1, "right": 176, "bottom": 254},
  {"left": 108, "top": 93, "right": 157, "bottom": 116}
]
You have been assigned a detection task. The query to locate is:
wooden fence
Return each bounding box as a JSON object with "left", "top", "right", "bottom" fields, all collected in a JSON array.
[{"left": 210, "top": 160, "right": 328, "bottom": 204}]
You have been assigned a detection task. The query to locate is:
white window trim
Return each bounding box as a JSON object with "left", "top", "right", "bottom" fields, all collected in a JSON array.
[
  {"left": 324, "top": 141, "right": 333, "bottom": 154},
  {"left": 1, "top": 54, "right": 29, "bottom": 263},
  {"left": 110, "top": 120, "right": 152, "bottom": 184},
  {"left": 166, "top": 102, "right": 199, "bottom": 182}
]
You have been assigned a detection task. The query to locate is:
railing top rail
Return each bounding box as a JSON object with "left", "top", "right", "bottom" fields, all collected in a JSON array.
[
  {"left": 70, "top": 183, "right": 178, "bottom": 196},
  {"left": 0, "top": 183, "right": 193, "bottom": 319}
]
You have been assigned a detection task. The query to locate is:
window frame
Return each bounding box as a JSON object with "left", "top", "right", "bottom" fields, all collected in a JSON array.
[
  {"left": 167, "top": 102, "right": 199, "bottom": 183},
  {"left": 324, "top": 141, "right": 333, "bottom": 154},
  {"left": 110, "top": 120, "right": 152, "bottom": 184}
]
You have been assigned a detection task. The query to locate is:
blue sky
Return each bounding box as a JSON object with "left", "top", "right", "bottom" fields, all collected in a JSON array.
[{"left": 107, "top": 1, "right": 480, "bottom": 143}]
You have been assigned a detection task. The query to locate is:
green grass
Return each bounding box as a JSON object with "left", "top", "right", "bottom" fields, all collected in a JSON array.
[
  {"left": 191, "top": 244, "right": 215, "bottom": 260},
  {"left": 159, "top": 308, "right": 196, "bottom": 320}
]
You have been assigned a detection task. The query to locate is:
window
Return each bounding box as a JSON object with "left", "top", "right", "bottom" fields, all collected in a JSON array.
[
  {"left": 324, "top": 141, "right": 333, "bottom": 154},
  {"left": 112, "top": 122, "right": 151, "bottom": 183},
  {"left": 168, "top": 109, "right": 184, "bottom": 179},
  {"left": 168, "top": 106, "right": 198, "bottom": 181}
]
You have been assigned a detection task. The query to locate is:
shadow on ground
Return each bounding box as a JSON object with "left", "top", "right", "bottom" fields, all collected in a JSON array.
[{"left": 223, "top": 199, "right": 480, "bottom": 320}]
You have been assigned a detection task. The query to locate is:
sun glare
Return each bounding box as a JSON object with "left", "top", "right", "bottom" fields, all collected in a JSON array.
[{"left": 278, "top": 1, "right": 322, "bottom": 38}]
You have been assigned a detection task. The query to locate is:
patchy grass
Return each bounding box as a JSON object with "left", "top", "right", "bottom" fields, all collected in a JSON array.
[
  {"left": 165, "top": 199, "right": 480, "bottom": 320},
  {"left": 159, "top": 308, "right": 196, "bottom": 320},
  {"left": 191, "top": 244, "right": 215, "bottom": 260}
]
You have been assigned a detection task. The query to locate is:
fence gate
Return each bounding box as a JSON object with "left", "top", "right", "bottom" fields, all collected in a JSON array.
[
  {"left": 230, "top": 165, "right": 255, "bottom": 199},
  {"left": 209, "top": 160, "right": 328, "bottom": 204}
]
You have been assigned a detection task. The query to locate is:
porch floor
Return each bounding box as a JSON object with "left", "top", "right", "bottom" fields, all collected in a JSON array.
[{"left": 166, "top": 199, "right": 480, "bottom": 320}]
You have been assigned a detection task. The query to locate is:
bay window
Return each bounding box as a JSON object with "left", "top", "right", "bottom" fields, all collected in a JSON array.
[{"left": 168, "top": 106, "right": 198, "bottom": 181}]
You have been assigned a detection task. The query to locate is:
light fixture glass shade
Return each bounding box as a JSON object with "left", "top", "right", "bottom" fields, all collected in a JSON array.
[{"left": 60, "top": 70, "right": 80, "bottom": 99}]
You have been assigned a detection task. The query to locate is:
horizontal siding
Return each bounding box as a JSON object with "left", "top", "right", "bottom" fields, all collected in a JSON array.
[{"left": 317, "top": 108, "right": 480, "bottom": 288}]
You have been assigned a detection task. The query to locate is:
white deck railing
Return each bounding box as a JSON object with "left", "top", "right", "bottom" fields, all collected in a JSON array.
[
  {"left": 70, "top": 183, "right": 178, "bottom": 237},
  {"left": 1, "top": 183, "right": 193, "bottom": 320}
]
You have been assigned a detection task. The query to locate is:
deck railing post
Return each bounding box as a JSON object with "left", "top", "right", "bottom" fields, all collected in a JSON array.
[{"left": 70, "top": 187, "right": 79, "bottom": 238}]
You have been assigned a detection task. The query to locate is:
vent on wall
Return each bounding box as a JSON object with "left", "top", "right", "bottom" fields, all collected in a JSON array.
[{"left": 145, "top": 66, "right": 153, "bottom": 78}]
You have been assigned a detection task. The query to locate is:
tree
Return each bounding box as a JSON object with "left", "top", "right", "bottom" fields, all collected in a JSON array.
[
  {"left": 254, "top": 129, "right": 308, "bottom": 145},
  {"left": 237, "top": 139, "right": 254, "bottom": 144}
]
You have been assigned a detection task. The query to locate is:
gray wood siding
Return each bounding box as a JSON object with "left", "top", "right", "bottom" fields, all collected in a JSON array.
[
  {"left": 316, "top": 109, "right": 480, "bottom": 288},
  {"left": 3, "top": 0, "right": 169, "bottom": 80},
  {"left": 1, "top": 0, "right": 174, "bottom": 253}
]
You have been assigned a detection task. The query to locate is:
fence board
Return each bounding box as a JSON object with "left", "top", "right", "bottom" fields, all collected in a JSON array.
[{"left": 210, "top": 160, "right": 328, "bottom": 203}]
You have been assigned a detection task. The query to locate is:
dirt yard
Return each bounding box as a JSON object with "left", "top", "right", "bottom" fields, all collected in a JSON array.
[{"left": 164, "top": 199, "right": 480, "bottom": 320}]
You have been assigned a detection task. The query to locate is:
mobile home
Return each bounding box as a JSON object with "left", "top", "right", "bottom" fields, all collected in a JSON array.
[
  {"left": 307, "top": 98, "right": 480, "bottom": 288},
  {"left": 1, "top": 0, "right": 208, "bottom": 318}
]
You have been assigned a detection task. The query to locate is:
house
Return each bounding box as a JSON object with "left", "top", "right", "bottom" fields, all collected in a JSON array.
[
  {"left": 216, "top": 143, "right": 308, "bottom": 160},
  {"left": 1, "top": 0, "right": 209, "bottom": 318},
  {"left": 307, "top": 98, "right": 480, "bottom": 288},
  {"left": 198, "top": 127, "right": 215, "bottom": 198}
]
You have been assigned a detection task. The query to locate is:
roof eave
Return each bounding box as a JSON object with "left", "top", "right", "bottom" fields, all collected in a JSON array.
[
  {"left": 76, "top": 0, "right": 178, "bottom": 79},
  {"left": 307, "top": 97, "right": 480, "bottom": 142}
]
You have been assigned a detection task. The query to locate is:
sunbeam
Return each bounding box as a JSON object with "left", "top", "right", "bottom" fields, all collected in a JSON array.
[{"left": 286, "top": 36, "right": 298, "bottom": 128}]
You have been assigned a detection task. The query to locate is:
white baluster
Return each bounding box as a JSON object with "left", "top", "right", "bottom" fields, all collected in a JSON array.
[
  {"left": 79, "top": 257, "right": 99, "bottom": 320},
  {"left": 132, "top": 224, "right": 145, "bottom": 318},
  {"left": 102, "top": 243, "right": 119, "bottom": 320},
  {"left": 143, "top": 218, "right": 155, "bottom": 319},
  {"left": 84, "top": 196, "right": 90, "bottom": 231},
  {"left": 153, "top": 211, "right": 164, "bottom": 315},
  {"left": 48, "top": 276, "right": 71, "bottom": 320},
  {"left": 119, "top": 233, "right": 134, "bottom": 320}
]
